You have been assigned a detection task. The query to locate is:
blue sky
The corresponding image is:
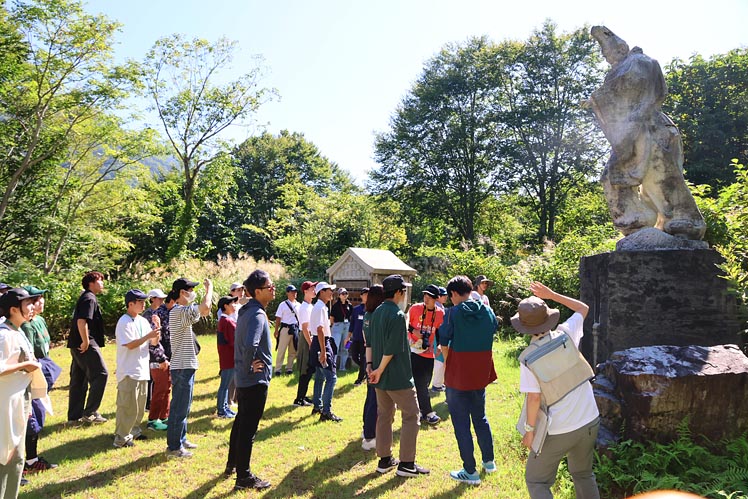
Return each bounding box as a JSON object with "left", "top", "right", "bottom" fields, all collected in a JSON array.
[{"left": 86, "top": 0, "right": 748, "bottom": 184}]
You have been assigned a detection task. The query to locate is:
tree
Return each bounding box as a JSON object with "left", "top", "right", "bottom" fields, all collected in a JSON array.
[
  {"left": 371, "top": 36, "right": 506, "bottom": 244},
  {"left": 664, "top": 49, "right": 748, "bottom": 189},
  {"left": 142, "top": 34, "right": 275, "bottom": 259},
  {"left": 497, "top": 21, "right": 606, "bottom": 242},
  {"left": 0, "top": 0, "right": 135, "bottom": 231}
]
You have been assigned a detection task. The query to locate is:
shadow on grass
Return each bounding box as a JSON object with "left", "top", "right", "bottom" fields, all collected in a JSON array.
[{"left": 25, "top": 452, "right": 167, "bottom": 498}]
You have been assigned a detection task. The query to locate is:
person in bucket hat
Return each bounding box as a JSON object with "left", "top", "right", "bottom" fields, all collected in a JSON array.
[{"left": 512, "top": 282, "right": 600, "bottom": 499}]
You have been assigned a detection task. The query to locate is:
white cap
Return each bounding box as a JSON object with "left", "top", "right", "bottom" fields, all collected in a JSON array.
[
  {"left": 147, "top": 288, "right": 168, "bottom": 299},
  {"left": 314, "top": 281, "right": 336, "bottom": 294},
  {"left": 230, "top": 282, "right": 244, "bottom": 291}
]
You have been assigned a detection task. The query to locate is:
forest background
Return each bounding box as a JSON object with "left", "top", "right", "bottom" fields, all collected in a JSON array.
[{"left": 1, "top": 0, "right": 747, "bottom": 340}]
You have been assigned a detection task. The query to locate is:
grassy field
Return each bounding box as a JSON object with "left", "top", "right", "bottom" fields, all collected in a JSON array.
[{"left": 20, "top": 335, "right": 578, "bottom": 499}]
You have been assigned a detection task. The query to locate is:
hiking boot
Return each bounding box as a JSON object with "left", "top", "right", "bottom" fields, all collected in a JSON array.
[
  {"left": 293, "top": 398, "right": 313, "bottom": 407},
  {"left": 311, "top": 406, "right": 322, "bottom": 416},
  {"left": 482, "top": 460, "right": 497, "bottom": 474},
  {"left": 319, "top": 412, "right": 342, "bottom": 422},
  {"left": 361, "top": 438, "right": 376, "bottom": 451},
  {"left": 449, "top": 468, "right": 481, "bottom": 485},
  {"left": 396, "top": 462, "right": 430, "bottom": 477},
  {"left": 24, "top": 456, "right": 58, "bottom": 473},
  {"left": 165, "top": 447, "right": 192, "bottom": 458},
  {"left": 234, "top": 474, "right": 271, "bottom": 490},
  {"left": 113, "top": 439, "right": 134, "bottom": 448},
  {"left": 147, "top": 419, "right": 168, "bottom": 431},
  {"left": 376, "top": 456, "right": 399, "bottom": 474}
]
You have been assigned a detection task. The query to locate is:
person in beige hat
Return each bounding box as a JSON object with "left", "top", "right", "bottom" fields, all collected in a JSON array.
[{"left": 512, "top": 282, "right": 600, "bottom": 499}]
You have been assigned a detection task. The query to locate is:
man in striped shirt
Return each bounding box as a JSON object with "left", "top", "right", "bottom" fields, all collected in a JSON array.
[{"left": 165, "top": 277, "right": 213, "bottom": 458}]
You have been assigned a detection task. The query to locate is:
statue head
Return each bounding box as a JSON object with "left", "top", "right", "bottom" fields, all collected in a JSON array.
[{"left": 591, "top": 26, "right": 630, "bottom": 65}]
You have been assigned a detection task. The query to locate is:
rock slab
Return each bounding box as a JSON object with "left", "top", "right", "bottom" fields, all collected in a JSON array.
[{"left": 594, "top": 344, "right": 748, "bottom": 443}]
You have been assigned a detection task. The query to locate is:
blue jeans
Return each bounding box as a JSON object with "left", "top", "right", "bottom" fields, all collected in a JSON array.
[
  {"left": 446, "top": 387, "right": 494, "bottom": 474},
  {"left": 331, "top": 322, "right": 349, "bottom": 369},
  {"left": 312, "top": 367, "right": 337, "bottom": 413},
  {"left": 363, "top": 383, "right": 378, "bottom": 439},
  {"left": 217, "top": 368, "right": 234, "bottom": 415},
  {"left": 167, "top": 368, "right": 195, "bottom": 451}
]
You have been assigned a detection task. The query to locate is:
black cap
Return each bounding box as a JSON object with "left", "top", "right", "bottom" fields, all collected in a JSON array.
[
  {"left": 423, "top": 284, "right": 440, "bottom": 298},
  {"left": 360, "top": 287, "right": 370, "bottom": 294},
  {"left": 125, "top": 289, "right": 148, "bottom": 305},
  {"left": 438, "top": 286, "right": 448, "bottom": 296},
  {"left": 0, "top": 287, "right": 42, "bottom": 313},
  {"left": 172, "top": 277, "right": 199, "bottom": 293},
  {"left": 382, "top": 274, "right": 412, "bottom": 293},
  {"left": 217, "top": 295, "right": 239, "bottom": 311}
]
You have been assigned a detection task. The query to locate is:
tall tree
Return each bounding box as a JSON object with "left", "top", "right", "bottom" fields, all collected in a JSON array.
[
  {"left": 142, "top": 35, "right": 275, "bottom": 259},
  {"left": 371, "top": 36, "right": 506, "bottom": 244},
  {"left": 0, "top": 0, "right": 135, "bottom": 230},
  {"left": 664, "top": 49, "right": 748, "bottom": 189},
  {"left": 497, "top": 21, "right": 606, "bottom": 242}
]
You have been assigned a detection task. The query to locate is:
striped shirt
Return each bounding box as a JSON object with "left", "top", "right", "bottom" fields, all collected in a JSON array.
[{"left": 169, "top": 304, "right": 201, "bottom": 370}]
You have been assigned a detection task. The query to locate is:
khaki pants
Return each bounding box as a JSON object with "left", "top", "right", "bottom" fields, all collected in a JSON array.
[
  {"left": 375, "top": 386, "right": 420, "bottom": 462},
  {"left": 526, "top": 416, "right": 600, "bottom": 499},
  {"left": 274, "top": 327, "right": 297, "bottom": 373},
  {"left": 115, "top": 377, "right": 148, "bottom": 446}
]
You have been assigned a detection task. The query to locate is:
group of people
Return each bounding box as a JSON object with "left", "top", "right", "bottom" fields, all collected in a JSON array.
[{"left": 0, "top": 268, "right": 600, "bottom": 498}]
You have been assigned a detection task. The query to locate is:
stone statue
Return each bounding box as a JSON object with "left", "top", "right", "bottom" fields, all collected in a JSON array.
[{"left": 588, "top": 26, "right": 706, "bottom": 243}]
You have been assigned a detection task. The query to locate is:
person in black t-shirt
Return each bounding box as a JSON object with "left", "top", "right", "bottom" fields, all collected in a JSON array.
[{"left": 67, "top": 271, "right": 110, "bottom": 424}]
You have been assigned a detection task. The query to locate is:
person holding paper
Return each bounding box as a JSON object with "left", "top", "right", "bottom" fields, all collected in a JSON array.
[{"left": 512, "top": 282, "right": 600, "bottom": 499}]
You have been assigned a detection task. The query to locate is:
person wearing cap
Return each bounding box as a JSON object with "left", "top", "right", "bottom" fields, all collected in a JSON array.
[
  {"left": 114, "top": 289, "right": 161, "bottom": 448},
  {"left": 141, "top": 289, "right": 167, "bottom": 416},
  {"left": 293, "top": 281, "right": 317, "bottom": 407},
  {"left": 0, "top": 282, "right": 10, "bottom": 295},
  {"left": 20, "top": 286, "right": 60, "bottom": 474},
  {"left": 512, "top": 282, "right": 599, "bottom": 499},
  {"left": 470, "top": 275, "right": 493, "bottom": 308},
  {"left": 218, "top": 282, "right": 247, "bottom": 321},
  {"left": 216, "top": 295, "right": 239, "bottom": 418},
  {"left": 309, "top": 281, "right": 341, "bottom": 422},
  {"left": 439, "top": 275, "right": 499, "bottom": 485},
  {"left": 330, "top": 288, "right": 353, "bottom": 372},
  {"left": 0, "top": 288, "right": 42, "bottom": 499},
  {"left": 67, "top": 271, "right": 109, "bottom": 425},
  {"left": 431, "top": 287, "right": 449, "bottom": 393},
  {"left": 273, "top": 285, "right": 300, "bottom": 376},
  {"left": 147, "top": 290, "right": 176, "bottom": 430},
  {"left": 407, "top": 284, "right": 444, "bottom": 425},
  {"left": 166, "top": 277, "right": 213, "bottom": 458},
  {"left": 226, "top": 270, "right": 275, "bottom": 490},
  {"left": 348, "top": 287, "right": 369, "bottom": 385},
  {"left": 368, "top": 274, "right": 429, "bottom": 478}
]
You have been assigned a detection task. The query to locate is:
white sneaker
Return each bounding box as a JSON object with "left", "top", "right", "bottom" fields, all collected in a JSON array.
[{"left": 362, "top": 438, "right": 376, "bottom": 451}]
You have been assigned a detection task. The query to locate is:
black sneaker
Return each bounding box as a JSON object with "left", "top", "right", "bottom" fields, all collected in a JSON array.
[
  {"left": 303, "top": 397, "right": 313, "bottom": 404},
  {"left": 311, "top": 406, "right": 322, "bottom": 415},
  {"left": 396, "top": 461, "right": 430, "bottom": 477},
  {"left": 354, "top": 378, "right": 365, "bottom": 386},
  {"left": 223, "top": 464, "right": 235, "bottom": 478},
  {"left": 234, "top": 474, "right": 271, "bottom": 490},
  {"left": 376, "top": 456, "right": 399, "bottom": 474},
  {"left": 293, "top": 398, "right": 313, "bottom": 407},
  {"left": 319, "top": 412, "right": 342, "bottom": 422}
]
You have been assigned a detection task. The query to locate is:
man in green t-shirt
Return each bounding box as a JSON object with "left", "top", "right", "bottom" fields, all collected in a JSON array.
[{"left": 368, "top": 274, "right": 429, "bottom": 478}]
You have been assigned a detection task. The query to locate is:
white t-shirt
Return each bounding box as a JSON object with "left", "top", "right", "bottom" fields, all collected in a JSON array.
[
  {"left": 169, "top": 304, "right": 201, "bottom": 370},
  {"left": 275, "top": 299, "right": 300, "bottom": 325},
  {"left": 519, "top": 312, "right": 599, "bottom": 435},
  {"left": 470, "top": 291, "right": 490, "bottom": 307},
  {"left": 298, "top": 301, "right": 313, "bottom": 329},
  {"left": 115, "top": 314, "right": 152, "bottom": 383},
  {"left": 310, "top": 300, "right": 331, "bottom": 338}
]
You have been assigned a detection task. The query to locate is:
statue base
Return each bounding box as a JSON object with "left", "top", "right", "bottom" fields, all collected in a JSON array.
[{"left": 579, "top": 249, "right": 742, "bottom": 365}]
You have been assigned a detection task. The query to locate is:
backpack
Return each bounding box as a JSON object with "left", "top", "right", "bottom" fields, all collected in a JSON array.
[{"left": 518, "top": 331, "right": 594, "bottom": 407}]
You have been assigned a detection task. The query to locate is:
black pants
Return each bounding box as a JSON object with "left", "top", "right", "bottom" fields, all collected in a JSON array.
[
  {"left": 68, "top": 345, "right": 109, "bottom": 421},
  {"left": 349, "top": 340, "right": 367, "bottom": 382},
  {"left": 227, "top": 384, "right": 269, "bottom": 479},
  {"left": 296, "top": 370, "right": 313, "bottom": 401},
  {"left": 410, "top": 353, "right": 434, "bottom": 418}
]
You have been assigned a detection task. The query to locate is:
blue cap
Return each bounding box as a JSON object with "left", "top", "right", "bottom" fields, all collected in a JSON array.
[
  {"left": 285, "top": 284, "right": 297, "bottom": 293},
  {"left": 438, "top": 286, "right": 448, "bottom": 296},
  {"left": 125, "top": 289, "right": 148, "bottom": 305}
]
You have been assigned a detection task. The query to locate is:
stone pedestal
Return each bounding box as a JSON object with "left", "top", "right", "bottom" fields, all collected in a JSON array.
[{"left": 579, "top": 249, "right": 742, "bottom": 366}]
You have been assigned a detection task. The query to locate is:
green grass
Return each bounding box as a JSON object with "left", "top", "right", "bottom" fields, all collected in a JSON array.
[{"left": 21, "top": 336, "right": 576, "bottom": 499}]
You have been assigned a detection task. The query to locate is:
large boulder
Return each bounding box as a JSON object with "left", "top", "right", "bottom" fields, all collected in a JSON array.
[{"left": 594, "top": 344, "right": 748, "bottom": 444}]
